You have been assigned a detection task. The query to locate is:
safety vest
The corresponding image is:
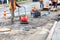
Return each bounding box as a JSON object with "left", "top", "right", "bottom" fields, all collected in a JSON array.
[
  {"left": 9, "top": 0, "right": 16, "bottom": 10},
  {"left": 53, "top": 0, "right": 57, "bottom": 2}
]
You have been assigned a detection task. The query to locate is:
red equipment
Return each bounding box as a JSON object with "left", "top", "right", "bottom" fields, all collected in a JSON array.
[
  {"left": 18, "top": 7, "right": 28, "bottom": 24},
  {"left": 20, "top": 15, "right": 28, "bottom": 24}
]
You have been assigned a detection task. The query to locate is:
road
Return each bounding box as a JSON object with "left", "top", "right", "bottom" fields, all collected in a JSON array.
[
  {"left": 0, "top": 2, "right": 40, "bottom": 18},
  {"left": 0, "top": 2, "right": 58, "bottom": 22},
  {"left": 0, "top": 1, "right": 50, "bottom": 18},
  {"left": 0, "top": 20, "right": 54, "bottom": 40},
  {"left": 0, "top": 2, "right": 58, "bottom": 18},
  {"left": 0, "top": 2, "right": 60, "bottom": 40},
  {"left": 0, "top": 2, "right": 58, "bottom": 31}
]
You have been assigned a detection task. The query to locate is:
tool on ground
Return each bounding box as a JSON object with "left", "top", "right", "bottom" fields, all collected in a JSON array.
[
  {"left": 0, "top": 28, "right": 11, "bottom": 34},
  {"left": 18, "top": 6, "right": 28, "bottom": 24}
]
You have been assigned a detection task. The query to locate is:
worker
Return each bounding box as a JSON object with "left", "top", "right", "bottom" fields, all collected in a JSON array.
[
  {"left": 52, "top": 0, "right": 58, "bottom": 8},
  {"left": 46, "top": 3, "right": 49, "bottom": 8},
  {"left": 32, "top": 6, "right": 36, "bottom": 11},
  {"left": 9, "top": 0, "right": 21, "bottom": 24},
  {"left": 39, "top": 0, "right": 44, "bottom": 8}
]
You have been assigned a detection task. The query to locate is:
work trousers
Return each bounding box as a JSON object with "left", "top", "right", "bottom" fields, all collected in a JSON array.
[
  {"left": 53, "top": 2, "right": 57, "bottom": 8},
  {"left": 10, "top": 10, "right": 14, "bottom": 24},
  {"left": 40, "top": 2, "right": 44, "bottom": 8}
]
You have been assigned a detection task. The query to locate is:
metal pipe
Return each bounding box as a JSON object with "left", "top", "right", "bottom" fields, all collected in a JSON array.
[
  {"left": 18, "top": 6, "right": 26, "bottom": 16},
  {"left": 22, "top": 6, "right": 26, "bottom": 15}
]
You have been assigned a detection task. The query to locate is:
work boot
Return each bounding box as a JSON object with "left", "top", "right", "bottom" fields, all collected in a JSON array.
[
  {"left": 11, "top": 18, "right": 14, "bottom": 25},
  {"left": 11, "top": 22, "right": 14, "bottom": 24}
]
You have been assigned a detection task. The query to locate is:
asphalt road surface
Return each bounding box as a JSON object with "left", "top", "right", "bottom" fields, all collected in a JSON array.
[{"left": 0, "top": 2, "right": 60, "bottom": 40}]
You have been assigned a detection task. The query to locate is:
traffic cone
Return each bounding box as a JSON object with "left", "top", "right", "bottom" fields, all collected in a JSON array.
[{"left": 3, "top": 10, "right": 7, "bottom": 17}]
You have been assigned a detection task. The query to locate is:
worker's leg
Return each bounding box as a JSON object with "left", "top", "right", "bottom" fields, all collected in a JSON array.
[
  {"left": 40, "top": 4, "right": 41, "bottom": 8},
  {"left": 10, "top": 10, "right": 14, "bottom": 24},
  {"left": 40, "top": 3, "right": 44, "bottom": 8},
  {"left": 42, "top": 3, "right": 44, "bottom": 8},
  {"left": 54, "top": 2, "right": 56, "bottom": 8},
  {"left": 53, "top": 2, "right": 55, "bottom": 8},
  {"left": 40, "top": 3, "right": 42, "bottom": 8},
  {"left": 55, "top": 2, "right": 57, "bottom": 8},
  {"left": 40, "top": 1, "right": 43, "bottom": 8},
  {"left": 52, "top": 2, "right": 54, "bottom": 6}
]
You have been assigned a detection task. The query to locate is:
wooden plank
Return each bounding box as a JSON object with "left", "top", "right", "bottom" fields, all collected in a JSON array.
[{"left": 0, "top": 28, "right": 11, "bottom": 32}]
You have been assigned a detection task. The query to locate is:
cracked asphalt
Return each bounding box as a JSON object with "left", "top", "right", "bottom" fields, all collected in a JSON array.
[{"left": 0, "top": 2, "right": 60, "bottom": 40}]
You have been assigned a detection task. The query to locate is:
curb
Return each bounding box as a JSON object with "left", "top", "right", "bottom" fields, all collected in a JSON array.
[{"left": 46, "top": 21, "right": 57, "bottom": 40}]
